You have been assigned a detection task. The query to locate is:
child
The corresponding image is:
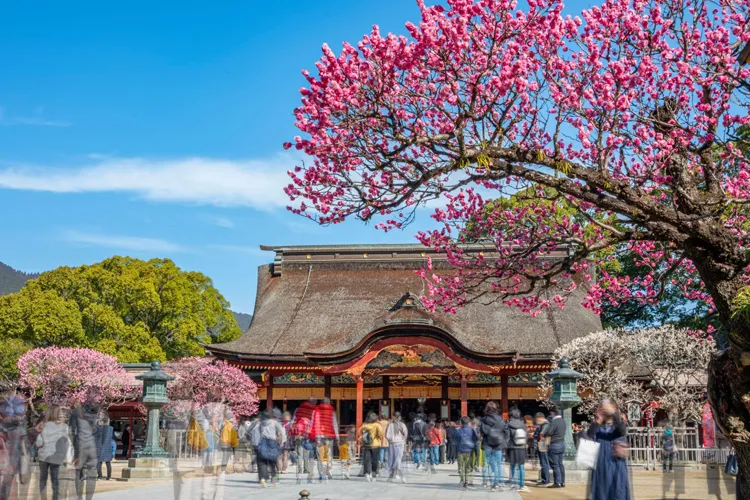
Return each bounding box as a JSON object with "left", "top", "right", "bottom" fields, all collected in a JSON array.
[
  {"left": 455, "top": 416, "right": 478, "bottom": 489},
  {"left": 340, "top": 425, "right": 357, "bottom": 479}
]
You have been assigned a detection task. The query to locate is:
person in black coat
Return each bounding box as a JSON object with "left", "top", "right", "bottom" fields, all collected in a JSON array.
[
  {"left": 479, "top": 401, "right": 509, "bottom": 491},
  {"left": 507, "top": 407, "right": 529, "bottom": 491}
]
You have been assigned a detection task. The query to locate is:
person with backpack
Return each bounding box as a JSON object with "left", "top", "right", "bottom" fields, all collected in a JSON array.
[
  {"left": 251, "top": 409, "right": 286, "bottom": 488},
  {"left": 358, "top": 412, "right": 384, "bottom": 482},
  {"left": 662, "top": 424, "right": 676, "bottom": 473},
  {"left": 508, "top": 407, "right": 529, "bottom": 492},
  {"left": 455, "top": 416, "right": 479, "bottom": 490},
  {"left": 480, "top": 401, "right": 509, "bottom": 491},
  {"left": 386, "top": 412, "right": 408, "bottom": 483},
  {"left": 534, "top": 412, "right": 551, "bottom": 486},
  {"left": 219, "top": 411, "right": 239, "bottom": 474},
  {"left": 543, "top": 405, "right": 566, "bottom": 488},
  {"left": 408, "top": 413, "right": 428, "bottom": 470}
]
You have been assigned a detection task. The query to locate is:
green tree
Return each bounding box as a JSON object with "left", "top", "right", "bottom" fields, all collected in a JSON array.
[{"left": 0, "top": 256, "right": 241, "bottom": 379}]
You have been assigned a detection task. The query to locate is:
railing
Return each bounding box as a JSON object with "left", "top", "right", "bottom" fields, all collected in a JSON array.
[{"left": 626, "top": 426, "right": 729, "bottom": 469}]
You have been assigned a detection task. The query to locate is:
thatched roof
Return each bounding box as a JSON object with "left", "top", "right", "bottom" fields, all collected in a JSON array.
[{"left": 206, "top": 244, "right": 602, "bottom": 363}]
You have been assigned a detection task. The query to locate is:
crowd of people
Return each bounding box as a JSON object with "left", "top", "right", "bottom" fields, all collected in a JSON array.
[
  {"left": 0, "top": 396, "right": 117, "bottom": 500},
  {"left": 225, "top": 398, "right": 575, "bottom": 492},
  {"left": 4, "top": 392, "right": 738, "bottom": 500}
]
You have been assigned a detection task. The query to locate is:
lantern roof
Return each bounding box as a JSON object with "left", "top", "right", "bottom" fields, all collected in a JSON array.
[
  {"left": 135, "top": 361, "right": 175, "bottom": 382},
  {"left": 545, "top": 357, "right": 583, "bottom": 380}
]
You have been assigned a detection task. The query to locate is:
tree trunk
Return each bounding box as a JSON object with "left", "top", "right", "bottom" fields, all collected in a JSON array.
[{"left": 687, "top": 247, "right": 750, "bottom": 497}]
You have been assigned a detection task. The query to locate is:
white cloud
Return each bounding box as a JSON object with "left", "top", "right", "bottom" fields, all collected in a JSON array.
[
  {"left": 0, "top": 106, "right": 71, "bottom": 127},
  {"left": 203, "top": 215, "right": 235, "bottom": 228},
  {"left": 0, "top": 154, "right": 297, "bottom": 209},
  {"left": 64, "top": 230, "right": 185, "bottom": 253}
]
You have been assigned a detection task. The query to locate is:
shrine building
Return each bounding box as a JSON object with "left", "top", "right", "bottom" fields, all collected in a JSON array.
[{"left": 206, "top": 244, "right": 601, "bottom": 428}]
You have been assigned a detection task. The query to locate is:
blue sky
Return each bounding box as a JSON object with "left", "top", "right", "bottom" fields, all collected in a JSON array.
[{"left": 0, "top": 0, "right": 592, "bottom": 313}]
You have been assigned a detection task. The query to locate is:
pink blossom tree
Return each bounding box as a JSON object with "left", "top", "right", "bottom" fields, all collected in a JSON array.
[
  {"left": 164, "top": 357, "right": 258, "bottom": 418},
  {"left": 285, "top": 0, "right": 750, "bottom": 490},
  {"left": 18, "top": 347, "right": 138, "bottom": 409}
]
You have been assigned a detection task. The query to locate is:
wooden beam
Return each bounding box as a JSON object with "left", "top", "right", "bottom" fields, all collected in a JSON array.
[
  {"left": 324, "top": 375, "right": 332, "bottom": 399},
  {"left": 382, "top": 375, "right": 390, "bottom": 400},
  {"left": 266, "top": 372, "right": 274, "bottom": 411},
  {"left": 356, "top": 376, "right": 364, "bottom": 431},
  {"left": 441, "top": 376, "right": 449, "bottom": 400},
  {"left": 460, "top": 375, "right": 468, "bottom": 417},
  {"left": 501, "top": 374, "right": 509, "bottom": 420}
]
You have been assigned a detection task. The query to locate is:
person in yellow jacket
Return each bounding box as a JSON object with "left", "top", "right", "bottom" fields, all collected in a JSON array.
[
  {"left": 220, "top": 411, "right": 239, "bottom": 473},
  {"left": 358, "top": 412, "right": 384, "bottom": 482},
  {"left": 187, "top": 416, "right": 209, "bottom": 451}
]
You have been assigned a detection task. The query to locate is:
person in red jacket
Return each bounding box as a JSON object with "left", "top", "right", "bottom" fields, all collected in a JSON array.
[
  {"left": 292, "top": 398, "right": 317, "bottom": 484},
  {"left": 427, "top": 421, "right": 443, "bottom": 474},
  {"left": 311, "top": 398, "right": 339, "bottom": 482}
]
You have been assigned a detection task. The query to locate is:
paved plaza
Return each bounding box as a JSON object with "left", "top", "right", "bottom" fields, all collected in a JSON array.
[{"left": 94, "top": 465, "right": 522, "bottom": 500}]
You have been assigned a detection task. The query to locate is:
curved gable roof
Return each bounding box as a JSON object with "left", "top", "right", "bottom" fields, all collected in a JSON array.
[{"left": 207, "top": 244, "right": 602, "bottom": 362}]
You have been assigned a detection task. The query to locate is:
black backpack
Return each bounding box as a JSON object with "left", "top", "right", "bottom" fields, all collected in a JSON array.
[
  {"left": 485, "top": 423, "right": 505, "bottom": 447},
  {"left": 411, "top": 420, "right": 426, "bottom": 444}
]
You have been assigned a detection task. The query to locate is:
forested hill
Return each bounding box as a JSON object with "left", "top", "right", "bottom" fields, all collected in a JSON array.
[
  {"left": 233, "top": 311, "right": 252, "bottom": 332},
  {"left": 0, "top": 261, "right": 252, "bottom": 331},
  {"left": 0, "top": 262, "right": 39, "bottom": 296}
]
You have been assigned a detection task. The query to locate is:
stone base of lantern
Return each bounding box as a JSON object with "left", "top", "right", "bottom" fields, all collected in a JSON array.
[
  {"left": 120, "top": 458, "right": 175, "bottom": 480},
  {"left": 557, "top": 460, "right": 590, "bottom": 484}
]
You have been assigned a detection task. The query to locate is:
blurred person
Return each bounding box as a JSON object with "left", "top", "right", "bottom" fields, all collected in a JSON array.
[
  {"left": 95, "top": 416, "right": 114, "bottom": 480},
  {"left": 662, "top": 424, "right": 676, "bottom": 473},
  {"left": 534, "top": 412, "right": 551, "bottom": 486},
  {"left": 219, "top": 411, "right": 239, "bottom": 474},
  {"left": 36, "top": 405, "right": 71, "bottom": 500},
  {"left": 358, "top": 412, "right": 383, "bottom": 482},
  {"left": 338, "top": 425, "right": 356, "bottom": 480},
  {"left": 480, "top": 401, "right": 509, "bottom": 491},
  {"left": 251, "top": 409, "right": 286, "bottom": 488},
  {"left": 408, "top": 412, "right": 427, "bottom": 470},
  {"left": 120, "top": 424, "right": 131, "bottom": 459},
  {"left": 543, "top": 405, "right": 566, "bottom": 488},
  {"left": 71, "top": 405, "right": 99, "bottom": 500},
  {"left": 0, "top": 394, "right": 29, "bottom": 500},
  {"left": 455, "top": 416, "right": 478, "bottom": 490},
  {"left": 446, "top": 421, "right": 458, "bottom": 464},
  {"left": 278, "top": 412, "right": 293, "bottom": 475},
  {"left": 587, "top": 399, "right": 631, "bottom": 500},
  {"left": 310, "top": 398, "right": 338, "bottom": 482},
  {"left": 508, "top": 407, "right": 529, "bottom": 492},
  {"left": 426, "top": 421, "right": 442, "bottom": 475},
  {"left": 377, "top": 414, "right": 390, "bottom": 476},
  {"left": 385, "top": 412, "right": 407, "bottom": 483},
  {"left": 439, "top": 421, "right": 447, "bottom": 464},
  {"left": 288, "top": 412, "right": 314, "bottom": 484},
  {"left": 468, "top": 412, "right": 481, "bottom": 472}
]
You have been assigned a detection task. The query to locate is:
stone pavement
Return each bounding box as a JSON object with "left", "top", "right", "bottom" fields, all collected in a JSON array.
[{"left": 94, "top": 464, "right": 523, "bottom": 500}]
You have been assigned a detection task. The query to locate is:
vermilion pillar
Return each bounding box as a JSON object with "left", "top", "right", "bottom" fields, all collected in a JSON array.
[
  {"left": 266, "top": 372, "right": 274, "bottom": 411},
  {"left": 501, "top": 374, "right": 509, "bottom": 420},
  {"left": 356, "top": 376, "right": 364, "bottom": 430},
  {"left": 460, "top": 375, "right": 468, "bottom": 417}
]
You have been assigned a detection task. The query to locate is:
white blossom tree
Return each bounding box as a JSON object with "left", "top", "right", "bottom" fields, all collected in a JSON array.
[{"left": 540, "top": 326, "right": 713, "bottom": 421}]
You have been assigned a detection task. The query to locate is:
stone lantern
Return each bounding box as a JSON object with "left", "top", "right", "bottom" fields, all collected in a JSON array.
[
  {"left": 121, "top": 361, "right": 175, "bottom": 480},
  {"left": 136, "top": 360, "right": 174, "bottom": 458},
  {"left": 545, "top": 357, "right": 583, "bottom": 460}
]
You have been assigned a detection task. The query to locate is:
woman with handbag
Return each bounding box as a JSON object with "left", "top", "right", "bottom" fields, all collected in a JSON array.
[
  {"left": 35, "top": 405, "right": 72, "bottom": 500},
  {"left": 587, "top": 400, "right": 631, "bottom": 500}
]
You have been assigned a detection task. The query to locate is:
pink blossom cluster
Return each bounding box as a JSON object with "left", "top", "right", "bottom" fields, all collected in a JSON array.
[
  {"left": 164, "top": 357, "right": 259, "bottom": 418},
  {"left": 18, "top": 347, "right": 138, "bottom": 407},
  {"left": 285, "top": 0, "right": 750, "bottom": 316}
]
